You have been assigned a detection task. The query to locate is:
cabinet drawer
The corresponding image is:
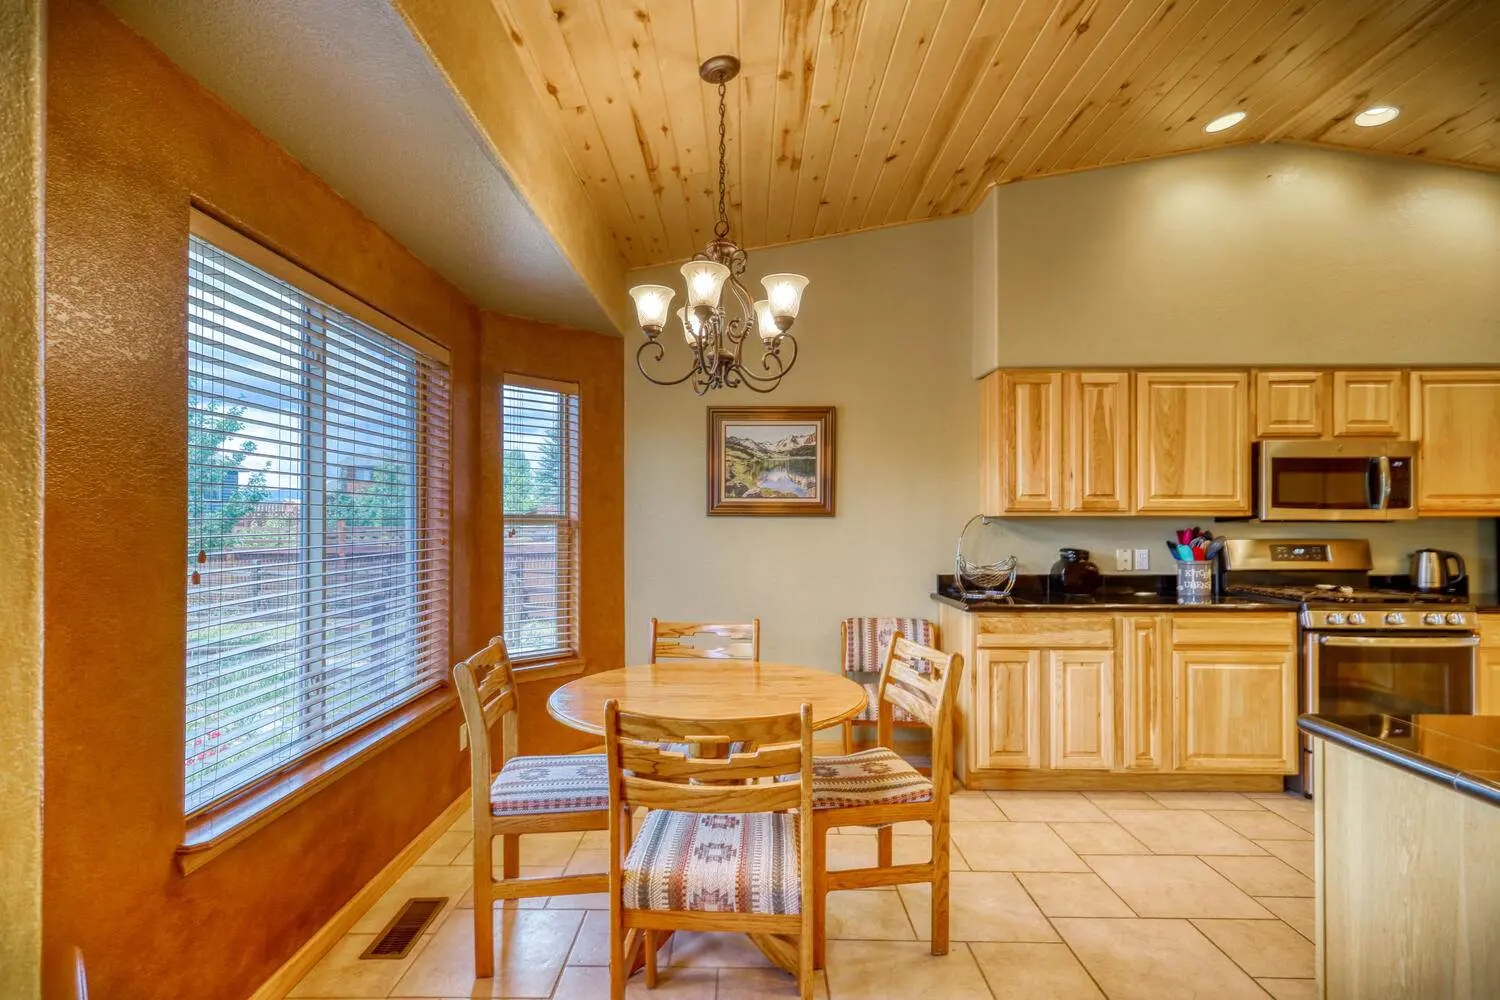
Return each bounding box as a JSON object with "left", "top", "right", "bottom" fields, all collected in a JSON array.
[
  {"left": 1480, "top": 614, "right": 1500, "bottom": 648},
  {"left": 1171, "top": 614, "right": 1296, "bottom": 648},
  {"left": 976, "top": 614, "right": 1114, "bottom": 648}
]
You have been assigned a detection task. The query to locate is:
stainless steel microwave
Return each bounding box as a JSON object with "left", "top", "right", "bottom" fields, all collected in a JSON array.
[{"left": 1258, "top": 440, "right": 1417, "bottom": 521}]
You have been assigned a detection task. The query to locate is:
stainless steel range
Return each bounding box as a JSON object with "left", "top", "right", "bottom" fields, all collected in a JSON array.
[{"left": 1220, "top": 539, "right": 1478, "bottom": 796}]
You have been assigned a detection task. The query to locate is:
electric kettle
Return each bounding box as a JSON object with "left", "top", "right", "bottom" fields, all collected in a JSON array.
[{"left": 1409, "top": 549, "right": 1466, "bottom": 591}]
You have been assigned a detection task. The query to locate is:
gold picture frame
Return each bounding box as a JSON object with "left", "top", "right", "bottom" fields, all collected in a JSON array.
[{"left": 707, "top": 406, "right": 836, "bottom": 516}]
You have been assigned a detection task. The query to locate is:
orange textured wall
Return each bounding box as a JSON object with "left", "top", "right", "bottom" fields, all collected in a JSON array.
[
  {"left": 41, "top": 2, "right": 491, "bottom": 997},
  {"left": 481, "top": 312, "right": 626, "bottom": 754}
]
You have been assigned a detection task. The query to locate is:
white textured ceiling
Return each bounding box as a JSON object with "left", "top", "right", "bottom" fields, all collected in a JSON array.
[{"left": 104, "top": 0, "right": 615, "bottom": 334}]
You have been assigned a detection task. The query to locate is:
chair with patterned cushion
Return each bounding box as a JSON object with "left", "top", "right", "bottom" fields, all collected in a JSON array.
[
  {"left": 810, "top": 634, "right": 963, "bottom": 967},
  {"left": 603, "top": 701, "right": 815, "bottom": 1000},
  {"left": 648, "top": 618, "right": 761, "bottom": 662},
  {"left": 453, "top": 637, "right": 610, "bottom": 978},
  {"left": 839, "top": 617, "right": 938, "bottom": 755}
]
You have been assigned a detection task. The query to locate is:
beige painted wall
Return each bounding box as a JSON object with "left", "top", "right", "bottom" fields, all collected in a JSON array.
[
  {"left": 0, "top": 1, "right": 44, "bottom": 996},
  {"left": 977, "top": 143, "right": 1500, "bottom": 371},
  {"left": 625, "top": 147, "right": 1500, "bottom": 661},
  {"left": 624, "top": 217, "right": 977, "bottom": 669}
]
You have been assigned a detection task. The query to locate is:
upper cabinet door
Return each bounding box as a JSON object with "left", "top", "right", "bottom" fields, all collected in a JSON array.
[
  {"left": 1333, "top": 370, "right": 1406, "bottom": 438},
  {"left": 999, "top": 371, "right": 1064, "bottom": 513},
  {"left": 1254, "top": 371, "right": 1327, "bottom": 438},
  {"left": 1134, "top": 372, "right": 1251, "bottom": 514},
  {"left": 1066, "top": 372, "right": 1131, "bottom": 512},
  {"left": 1412, "top": 371, "right": 1500, "bottom": 514}
]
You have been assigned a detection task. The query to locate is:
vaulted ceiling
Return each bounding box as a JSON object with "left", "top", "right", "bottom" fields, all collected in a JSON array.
[{"left": 493, "top": 0, "right": 1500, "bottom": 268}]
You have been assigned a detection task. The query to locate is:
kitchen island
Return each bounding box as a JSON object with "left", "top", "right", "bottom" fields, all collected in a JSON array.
[{"left": 1299, "top": 713, "right": 1500, "bottom": 1000}]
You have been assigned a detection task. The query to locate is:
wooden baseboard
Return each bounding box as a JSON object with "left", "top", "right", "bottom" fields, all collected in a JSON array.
[
  {"left": 247, "top": 791, "right": 470, "bottom": 1000},
  {"left": 962, "top": 772, "right": 1286, "bottom": 792}
]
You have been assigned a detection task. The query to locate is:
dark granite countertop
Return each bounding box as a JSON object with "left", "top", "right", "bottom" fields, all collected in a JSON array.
[
  {"left": 1298, "top": 713, "right": 1500, "bottom": 808},
  {"left": 932, "top": 574, "right": 1292, "bottom": 613}
]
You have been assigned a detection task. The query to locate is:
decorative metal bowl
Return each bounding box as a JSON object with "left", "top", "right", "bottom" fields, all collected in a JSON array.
[{"left": 954, "top": 515, "right": 1018, "bottom": 600}]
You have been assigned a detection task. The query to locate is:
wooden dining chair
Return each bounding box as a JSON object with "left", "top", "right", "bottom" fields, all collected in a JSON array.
[
  {"left": 648, "top": 618, "right": 761, "bottom": 662},
  {"left": 808, "top": 634, "right": 963, "bottom": 967},
  {"left": 603, "top": 700, "right": 816, "bottom": 1000},
  {"left": 839, "top": 617, "right": 938, "bottom": 755},
  {"left": 452, "top": 637, "right": 611, "bottom": 978}
]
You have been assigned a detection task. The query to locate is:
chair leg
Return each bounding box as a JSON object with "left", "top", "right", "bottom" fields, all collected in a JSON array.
[
  {"left": 473, "top": 835, "right": 494, "bottom": 978},
  {"left": 800, "top": 913, "right": 815, "bottom": 1000},
  {"left": 842, "top": 720, "right": 853, "bottom": 755},
  {"left": 931, "top": 811, "right": 950, "bottom": 956},
  {"left": 813, "top": 823, "right": 828, "bottom": 970},
  {"left": 876, "top": 825, "right": 893, "bottom": 868},
  {"left": 609, "top": 925, "right": 626, "bottom": 1000},
  {"left": 644, "top": 929, "right": 658, "bottom": 988},
  {"left": 502, "top": 833, "right": 520, "bottom": 881}
]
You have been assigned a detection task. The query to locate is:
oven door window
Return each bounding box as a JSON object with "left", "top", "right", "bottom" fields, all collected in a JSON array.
[
  {"left": 1314, "top": 636, "right": 1476, "bottom": 719},
  {"left": 1270, "top": 457, "right": 1377, "bottom": 510}
]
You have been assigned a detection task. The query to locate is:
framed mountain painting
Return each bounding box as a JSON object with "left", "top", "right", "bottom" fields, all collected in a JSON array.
[{"left": 706, "top": 406, "right": 836, "bottom": 516}]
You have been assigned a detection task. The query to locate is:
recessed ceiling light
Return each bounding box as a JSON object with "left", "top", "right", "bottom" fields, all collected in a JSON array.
[
  {"left": 1354, "top": 105, "right": 1401, "bottom": 127},
  {"left": 1204, "top": 111, "right": 1247, "bottom": 134}
]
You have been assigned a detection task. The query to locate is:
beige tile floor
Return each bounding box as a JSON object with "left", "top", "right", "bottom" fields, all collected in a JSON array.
[{"left": 287, "top": 788, "right": 1316, "bottom": 999}]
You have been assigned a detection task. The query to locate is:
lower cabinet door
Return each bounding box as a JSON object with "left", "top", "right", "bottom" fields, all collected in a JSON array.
[
  {"left": 1049, "top": 649, "right": 1115, "bottom": 769},
  {"left": 1173, "top": 649, "right": 1297, "bottom": 773},
  {"left": 978, "top": 648, "right": 1044, "bottom": 769},
  {"left": 1119, "top": 616, "right": 1168, "bottom": 772},
  {"left": 1480, "top": 616, "right": 1500, "bottom": 714}
]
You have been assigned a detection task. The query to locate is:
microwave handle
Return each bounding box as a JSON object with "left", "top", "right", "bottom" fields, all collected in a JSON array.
[{"left": 1371, "top": 456, "right": 1393, "bottom": 511}]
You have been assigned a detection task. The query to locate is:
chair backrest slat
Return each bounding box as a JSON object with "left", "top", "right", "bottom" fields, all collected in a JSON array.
[
  {"left": 615, "top": 709, "right": 800, "bottom": 748},
  {"left": 618, "top": 741, "right": 803, "bottom": 783},
  {"left": 620, "top": 774, "right": 802, "bottom": 814},
  {"left": 649, "top": 618, "right": 761, "bottom": 662},
  {"left": 875, "top": 634, "right": 964, "bottom": 787},
  {"left": 452, "top": 637, "right": 521, "bottom": 830}
]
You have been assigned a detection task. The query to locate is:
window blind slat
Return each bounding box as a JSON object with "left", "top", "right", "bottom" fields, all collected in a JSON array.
[
  {"left": 502, "top": 381, "right": 580, "bottom": 661},
  {"left": 185, "top": 234, "right": 451, "bottom": 813}
]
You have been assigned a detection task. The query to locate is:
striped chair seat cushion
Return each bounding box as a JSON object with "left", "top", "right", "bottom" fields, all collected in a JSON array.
[
  {"left": 849, "top": 672, "right": 921, "bottom": 724},
  {"left": 623, "top": 810, "right": 801, "bottom": 915},
  {"left": 805, "top": 748, "right": 933, "bottom": 810},
  {"left": 489, "top": 754, "right": 609, "bottom": 816}
]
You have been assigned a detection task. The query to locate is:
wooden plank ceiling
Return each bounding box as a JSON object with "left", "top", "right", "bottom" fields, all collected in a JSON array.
[{"left": 492, "top": 0, "right": 1500, "bottom": 267}]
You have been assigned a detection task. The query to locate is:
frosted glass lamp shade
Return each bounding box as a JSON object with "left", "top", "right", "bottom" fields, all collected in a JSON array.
[
  {"left": 753, "top": 300, "right": 780, "bottom": 341},
  {"left": 676, "top": 307, "right": 705, "bottom": 345},
  {"left": 681, "top": 260, "right": 731, "bottom": 309},
  {"left": 761, "top": 273, "right": 808, "bottom": 329},
  {"left": 628, "top": 284, "right": 674, "bottom": 334}
]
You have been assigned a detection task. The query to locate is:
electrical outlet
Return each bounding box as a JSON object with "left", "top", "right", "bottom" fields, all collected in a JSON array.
[
  {"left": 1115, "top": 549, "right": 1132, "bottom": 572},
  {"left": 1133, "top": 548, "right": 1150, "bottom": 571}
]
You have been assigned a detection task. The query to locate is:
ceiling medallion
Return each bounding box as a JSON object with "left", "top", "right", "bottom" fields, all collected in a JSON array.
[{"left": 627, "top": 55, "right": 809, "bottom": 394}]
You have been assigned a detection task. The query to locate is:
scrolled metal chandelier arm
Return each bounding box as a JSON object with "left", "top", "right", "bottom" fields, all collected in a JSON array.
[{"left": 626, "top": 54, "right": 808, "bottom": 394}]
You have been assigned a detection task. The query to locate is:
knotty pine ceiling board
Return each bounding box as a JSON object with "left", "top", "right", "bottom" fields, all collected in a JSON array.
[{"left": 491, "top": 0, "right": 1500, "bottom": 267}]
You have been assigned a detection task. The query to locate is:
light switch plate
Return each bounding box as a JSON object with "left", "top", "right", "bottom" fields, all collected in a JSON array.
[
  {"left": 1133, "top": 548, "right": 1150, "bottom": 571},
  {"left": 1115, "top": 549, "right": 1132, "bottom": 572}
]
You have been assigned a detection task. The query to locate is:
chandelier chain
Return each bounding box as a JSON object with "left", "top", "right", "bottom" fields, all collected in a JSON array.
[{"left": 715, "top": 78, "right": 729, "bottom": 240}]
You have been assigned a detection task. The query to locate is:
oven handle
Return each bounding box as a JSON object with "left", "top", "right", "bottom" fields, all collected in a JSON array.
[{"left": 1317, "top": 635, "right": 1478, "bottom": 648}]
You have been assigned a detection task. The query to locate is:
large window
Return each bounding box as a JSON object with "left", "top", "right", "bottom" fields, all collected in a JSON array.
[
  {"left": 185, "top": 213, "right": 451, "bottom": 813},
  {"left": 502, "top": 377, "right": 580, "bottom": 661}
]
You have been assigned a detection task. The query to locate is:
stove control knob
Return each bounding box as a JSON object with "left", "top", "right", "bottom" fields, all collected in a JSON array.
[
  {"left": 1424, "top": 612, "right": 1446, "bottom": 626},
  {"left": 1385, "top": 612, "right": 1406, "bottom": 626},
  {"left": 1325, "top": 612, "right": 1346, "bottom": 625},
  {"left": 1447, "top": 612, "right": 1468, "bottom": 626},
  {"left": 1347, "top": 612, "right": 1366, "bottom": 626}
]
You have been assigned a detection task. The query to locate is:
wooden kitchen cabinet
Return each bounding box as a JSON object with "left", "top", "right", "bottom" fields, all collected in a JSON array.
[
  {"left": 1135, "top": 371, "right": 1252, "bottom": 514},
  {"left": 1479, "top": 614, "right": 1500, "bottom": 715},
  {"left": 1171, "top": 616, "right": 1298, "bottom": 774},
  {"left": 1049, "top": 650, "right": 1115, "bottom": 770},
  {"left": 1255, "top": 370, "right": 1327, "bottom": 438},
  {"left": 990, "top": 371, "right": 1064, "bottom": 513},
  {"left": 1333, "top": 370, "right": 1406, "bottom": 437},
  {"left": 1065, "top": 372, "right": 1131, "bottom": 512},
  {"left": 975, "top": 648, "right": 1044, "bottom": 769},
  {"left": 1411, "top": 370, "right": 1500, "bottom": 514},
  {"left": 1118, "top": 615, "right": 1168, "bottom": 772}
]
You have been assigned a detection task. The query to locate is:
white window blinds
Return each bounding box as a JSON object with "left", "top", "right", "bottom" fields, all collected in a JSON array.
[
  {"left": 502, "top": 378, "right": 580, "bottom": 661},
  {"left": 185, "top": 226, "right": 451, "bottom": 814}
]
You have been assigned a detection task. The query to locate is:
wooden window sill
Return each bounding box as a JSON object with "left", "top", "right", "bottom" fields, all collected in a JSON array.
[
  {"left": 512, "top": 657, "right": 586, "bottom": 682},
  {"left": 176, "top": 687, "right": 455, "bottom": 875}
]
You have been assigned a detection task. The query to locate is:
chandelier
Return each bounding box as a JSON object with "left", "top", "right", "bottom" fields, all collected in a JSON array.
[{"left": 627, "top": 55, "right": 809, "bottom": 394}]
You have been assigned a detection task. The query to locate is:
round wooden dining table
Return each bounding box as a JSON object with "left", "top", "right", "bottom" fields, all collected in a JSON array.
[{"left": 546, "top": 659, "right": 868, "bottom": 735}]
